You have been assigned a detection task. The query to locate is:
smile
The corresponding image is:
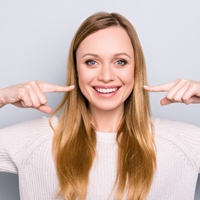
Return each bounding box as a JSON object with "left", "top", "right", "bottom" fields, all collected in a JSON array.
[{"left": 94, "top": 87, "right": 119, "bottom": 94}]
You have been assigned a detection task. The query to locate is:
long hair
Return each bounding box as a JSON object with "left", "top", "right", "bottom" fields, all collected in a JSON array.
[{"left": 51, "top": 12, "right": 156, "bottom": 200}]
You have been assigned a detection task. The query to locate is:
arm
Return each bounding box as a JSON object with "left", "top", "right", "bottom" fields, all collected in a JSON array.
[
  {"left": 0, "top": 81, "right": 75, "bottom": 113},
  {"left": 0, "top": 81, "right": 74, "bottom": 173},
  {"left": 144, "top": 79, "right": 200, "bottom": 105}
]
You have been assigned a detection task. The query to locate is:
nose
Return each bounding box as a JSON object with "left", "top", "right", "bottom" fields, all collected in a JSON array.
[{"left": 97, "top": 65, "right": 115, "bottom": 82}]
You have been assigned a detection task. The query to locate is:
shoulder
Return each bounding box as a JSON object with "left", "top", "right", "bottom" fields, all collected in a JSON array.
[
  {"left": 0, "top": 116, "right": 58, "bottom": 172},
  {"left": 153, "top": 117, "right": 200, "bottom": 146},
  {"left": 0, "top": 116, "right": 58, "bottom": 154},
  {"left": 154, "top": 117, "right": 200, "bottom": 171},
  {"left": 154, "top": 117, "right": 200, "bottom": 138},
  {"left": 0, "top": 116, "right": 58, "bottom": 135}
]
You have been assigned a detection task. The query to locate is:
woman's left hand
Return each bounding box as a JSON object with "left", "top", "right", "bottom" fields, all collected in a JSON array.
[{"left": 144, "top": 79, "right": 200, "bottom": 105}]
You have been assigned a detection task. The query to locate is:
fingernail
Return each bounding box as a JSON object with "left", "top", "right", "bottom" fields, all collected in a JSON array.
[{"left": 69, "top": 85, "right": 75, "bottom": 88}]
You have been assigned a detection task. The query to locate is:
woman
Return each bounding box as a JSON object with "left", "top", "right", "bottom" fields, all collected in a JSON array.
[{"left": 0, "top": 12, "right": 200, "bottom": 200}]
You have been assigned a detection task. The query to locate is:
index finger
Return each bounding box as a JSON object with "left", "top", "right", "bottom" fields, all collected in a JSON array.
[
  {"left": 39, "top": 82, "right": 75, "bottom": 93},
  {"left": 144, "top": 80, "right": 179, "bottom": 92}
]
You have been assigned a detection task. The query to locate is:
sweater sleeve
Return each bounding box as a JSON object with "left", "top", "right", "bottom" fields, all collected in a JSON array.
[
  {"left": 0, "top": 116, "right": 54, "bottom": 174},
  {"left": 155, "top": 118, "right": 200, "bottom": 173},
  {"left": 0, "top": 124, "right": 22, "bottom": 174}
]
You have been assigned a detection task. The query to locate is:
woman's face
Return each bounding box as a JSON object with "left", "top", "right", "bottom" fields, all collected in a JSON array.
[{"left": 76, "top": 26, "right": 134, "bottom": 112}]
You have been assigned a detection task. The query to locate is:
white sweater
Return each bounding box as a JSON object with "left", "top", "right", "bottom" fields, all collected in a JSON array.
[{"left": 0, "top": 116, "right": 200, "bottom": 200}]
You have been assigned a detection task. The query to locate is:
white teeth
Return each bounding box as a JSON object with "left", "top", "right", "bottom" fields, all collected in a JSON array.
[{"left": 95, "top": 88, "right": 118, "bottom": 94}]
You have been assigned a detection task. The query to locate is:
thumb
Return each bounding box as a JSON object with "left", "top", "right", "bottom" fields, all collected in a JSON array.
[
  {"left": 160, "top": 97, "right": 173, "bottom": 106},
  {"left": 37, "top": 105, "right": 53, "bottom": 114}
]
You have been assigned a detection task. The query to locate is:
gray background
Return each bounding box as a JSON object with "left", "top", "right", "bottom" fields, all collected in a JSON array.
[{"left": 0, "top": 0, "right": 200, "bottom": 199}]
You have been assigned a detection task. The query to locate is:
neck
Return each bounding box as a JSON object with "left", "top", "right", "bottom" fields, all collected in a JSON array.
[{"left": 89, "top": 105, "right": 124, "bottom": 133}]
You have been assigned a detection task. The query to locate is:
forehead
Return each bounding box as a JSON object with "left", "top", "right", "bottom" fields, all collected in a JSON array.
[{"left": 76, "top": 26, "right": 134, "bottom": 57}]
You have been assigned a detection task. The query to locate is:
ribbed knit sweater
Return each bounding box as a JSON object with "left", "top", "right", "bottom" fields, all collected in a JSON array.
[{"left": 0, "top": 116, "right": 200, "bottom": 200}]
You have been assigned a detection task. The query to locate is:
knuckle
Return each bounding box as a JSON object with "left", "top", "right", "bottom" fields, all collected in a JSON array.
[
  {"left": 29, "top": 80, "right": 41, "bottom": 86},
  {"left": 35, "top": 80, "right": 43, "bottom": 89},
  {"left": 173, "top": 97, "right": 181, "bottom": 102},
  {"left": 180, "top": 78, "right": 188, "bottom": 82},
  {"left": 182, "top": 96, "right": 189, "bottom": 103},
  {"left": 166, "top": 94, "right": 172, "bottom": 100},
  {"left": 25, "top": 84, "right": 31, "bottom": 90},
  {"left": 28, "top": 81, "right": 37, "bottom": 86},
  {"left": 41, "top": 98, "right": 48, "bottom": 104},
  {"left": 33, "top": 102, "right": 40, "bottom": 108},
  {"left": 28, "top": 80, "right": 42, "bottom": 88},
  {"left": 24, "top": 102, "right": 32, "bottom": 107},
  {"left": 183, "top": 98, "right": 191, "bottom": 105},
  {"left": 18, "top": 88, "right": 25, "bottom": 96},
  {"left": 191, "top": 83, "right": 198, "bottom": 91},
  {"left": 182, "top": 96, "right": 187, "bottom": 101},
  {"left": 35, "top": 80, "right": 41, "bottom": 85},
  {"left": 178, "top": 79, "right": 188, "bottom": 85}
]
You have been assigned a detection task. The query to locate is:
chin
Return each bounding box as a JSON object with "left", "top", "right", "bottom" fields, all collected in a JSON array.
[{"left": 93, "top": 103, "right": 123, "bottom": 112}]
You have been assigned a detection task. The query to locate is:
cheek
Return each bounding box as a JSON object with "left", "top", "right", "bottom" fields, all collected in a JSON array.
[
  {"left": 77, "top": 67, "right": 87, "bottom": 84},
  {"left": 78, "top": 71, "right": 92, "bottom": 86},
  {"left": 78, "top": 75, "right": 87, "bottom": 94},
  {"left": 123, "top": 72, "right": 134, "bottom": 98},
  {"left": 76, "top": 68, "right": 85, "bottom": 93},
  {"left": 120, "top": 68, "right": 134, "bottom": 86},
  {"left": 77, "top": 68, "right": 95, "bottom": 95},
  {"left": 77, "top": 66, "right": 98, "bottom": 84}
]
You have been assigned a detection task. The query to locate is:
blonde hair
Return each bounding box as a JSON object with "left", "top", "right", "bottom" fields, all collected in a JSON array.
[{"left": 51, "top": 12, "right": 156, "bottom": 200}]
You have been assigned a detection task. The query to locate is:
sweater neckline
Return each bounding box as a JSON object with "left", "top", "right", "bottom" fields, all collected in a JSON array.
[{"left": 96, "top": 131, "right": 117, "bottom": 144}]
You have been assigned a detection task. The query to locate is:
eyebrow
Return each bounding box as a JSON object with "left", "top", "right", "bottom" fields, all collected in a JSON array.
[{"left": 81, "top": 52, "right": 132, "bottom": 59}]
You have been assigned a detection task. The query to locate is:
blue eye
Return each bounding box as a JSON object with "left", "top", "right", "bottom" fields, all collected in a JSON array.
[
  {"left": 116, "top": 60, "right": 127, "bottom": 66},
  {"left": 86, "top": 60, "right": 96, "bottom": 66}
]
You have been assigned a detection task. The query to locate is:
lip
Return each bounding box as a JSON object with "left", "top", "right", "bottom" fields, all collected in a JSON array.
[{"left": 92, "top": 85, "right": 121, "bottom": 89}]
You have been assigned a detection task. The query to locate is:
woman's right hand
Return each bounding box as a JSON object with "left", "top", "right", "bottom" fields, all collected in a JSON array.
[{"left": 0, "top": 81, "right": 75, "bottom": 114}]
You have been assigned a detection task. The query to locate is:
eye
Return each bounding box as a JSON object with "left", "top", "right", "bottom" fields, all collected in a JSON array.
[
  {"left": 85, "top": 59, "right": 97, "bottom": 66},
  {"left": 116, "top": 59, "right": 127, "bottom": 66}
]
